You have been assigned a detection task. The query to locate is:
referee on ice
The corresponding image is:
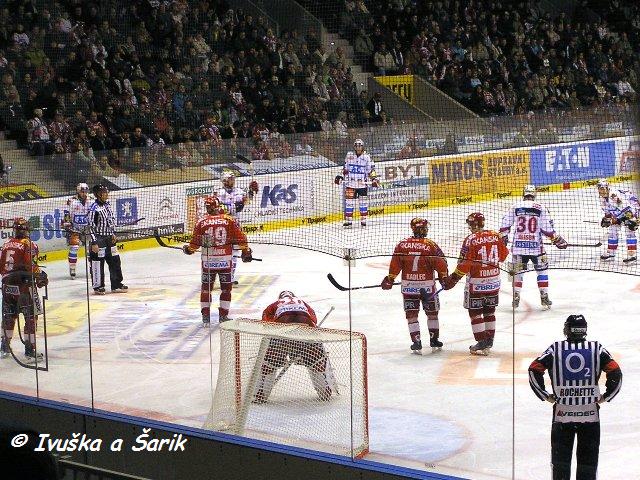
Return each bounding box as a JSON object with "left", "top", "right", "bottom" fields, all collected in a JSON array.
[
  {"left": 528, "top": 314, "right": 622, "bottom": 480},
  {"left": 88, "top": 184, "right": 128, "bottom": 295}
]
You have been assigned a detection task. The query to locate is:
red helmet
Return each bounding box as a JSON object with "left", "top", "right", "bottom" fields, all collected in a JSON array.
[
  {"left": 466, "top": 212, "right": 485, "bottom": 230},
  {"left": 204, "top": 196, "right": 225, "bottom": 214},
  {"left": 13, "top": 217, "right": 31, "bottom": 238},
  {"left": 410, "top": 217, "right": 429, "bottom": 238}
]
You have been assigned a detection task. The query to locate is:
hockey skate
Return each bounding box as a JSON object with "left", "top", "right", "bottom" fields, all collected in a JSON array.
[
  {"left": 360, "top": 221, "right": 367, "bottom": 227},
  {"left": 343, "top": 221, "right": 353, "bottom": 228},
  {"left": 219, "top": 315, "right": 232, "bottom": 323},
  {"left": 111, "top": 284, "right": 128, "bottom": 293},
  {"left": 512, "top": 292, "right": 520, "bottom": 308},
  {"left": 429, "top": 336, "right": 443, "bottom": 352},
  {"left": 410, "top": 340, "right": 422, "bottom": 354},
  {"left": 202, "top": 312, "right": 211, "bottom": 327},
  {"left": 24, "top": 343, "right": 43, "bottom": 362},
  {"left": 69, "top": 267, "right": 76, "bottom": 279},
  {"left": 623, "top": 254, "right": 637, "bottom": 264},
  {"left": 469, "top": 339, "right": 491, "bottom": 356},
  {"left": 600, "top": 252, "right": 615, "bottom": 261},
  {"left": 540, "top": 293, "right": 552, "bottom": 309},
  {"left": 93, "top": 287, "right": 106, "bottom": 295},
  {"left": 0, "top": 338, "right": 10, "bottom": 359}
]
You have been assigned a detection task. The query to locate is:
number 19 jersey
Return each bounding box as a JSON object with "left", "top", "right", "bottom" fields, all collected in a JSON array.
[
  {"left": 500, "top": 200, "right": 556, "bottom": 256},
  {"left": 188, "top": 214, "right": 248, "bottom": 270}
]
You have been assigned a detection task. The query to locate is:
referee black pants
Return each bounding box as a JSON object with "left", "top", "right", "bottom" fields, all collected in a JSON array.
[
  {"left": 551, "top": 421, "right": 600, "bottom": 480},
  {"left": 90, "top": 236, "right": 123, "bottom": 290}
]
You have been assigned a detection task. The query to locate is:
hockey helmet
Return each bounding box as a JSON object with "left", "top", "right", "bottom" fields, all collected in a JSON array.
[
  {"left": 523, "top": 184, "right": 536, "bottom": 200},
  {"left": 354, "top": 138, "right": 365, "bottom": 149},
  {"left": 609, "top": 190, "right": 623, "bottom": 204},
  {"left": 92, "top": 184, "right": 108, "bottom": 196},
  {"left": 13, "top": 217, "right": 31, "bottom": 238},
  {"left": 221, "top": 171, "right": 235, "bottom": 188},
  {"left": 466, "top": 212, "right": 485, "bottom": 230},
  {"left": 204, "top": 195, "right": 225, "bottom": 214},
  {"left": 410, "top": 217, "right": 430, "bottom": 238},
  {"left": 279, "top": 290, "right": 295, "bottom": 299},
  {"left": 564, "top": 314, "right": 587, "bottom": 340},
  {"left": 76, "top": 182, "right": 90, "bottom": 193},
  {"left": 596, "top": 178, "right": 609, "bottom": 198}
]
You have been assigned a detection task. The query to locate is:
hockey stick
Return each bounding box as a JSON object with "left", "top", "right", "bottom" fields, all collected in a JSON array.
[
  {"left": 543, "top": 241, "right": 602, "bottom": 248},
  {"left": 327, "top": 273, "right": 400, "bottom": 291},
  {"left": 274, "top": 306, "right": 335, "bottom": 384},
  {"left": 583, "top": 220, "right": 601, "bottom": 224},
  {"left": 153, "top": 229, "right": 263, "bottom": 260}
]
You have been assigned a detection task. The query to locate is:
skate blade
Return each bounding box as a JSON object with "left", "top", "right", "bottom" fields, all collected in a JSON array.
[
  {"left": 411, "top": 349, "right": 423, "bottom": 355},
  {"left": 623, "top": 258, "right": 637, "bottom": 264},
  {"left": 470, "top": 349, "right": 490, "bottom": 356},
  {"left": 431, "top": 347, "right": 442, "bottom": 353}
]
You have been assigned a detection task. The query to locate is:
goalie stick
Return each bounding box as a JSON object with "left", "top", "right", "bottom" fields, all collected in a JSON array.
[
  {"left": 153, "top": 229, "right": 263, "bottom": 260},
  {"left": 327, "top": 273, "right": 399, "bottom": 291}
]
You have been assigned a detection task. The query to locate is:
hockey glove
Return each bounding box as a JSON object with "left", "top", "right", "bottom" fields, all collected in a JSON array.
[
  {"left": 36, "top": 270, "right": 48, "bottom": 288},
  {"left": 241, "top": 248, "right": 253, "bottom": 262},
  {"left": 500, "top": 233, "right": 508, "bottom": 246},
  {"left": 551, "top": 235, "right": 568, "bottom": 249},
  {"left": 249, "top": 180, "right": 259, "bottom": 197},
  {"left": 546, "top": 394, "right": 557, "bottom": 404},
  {"left": 334, "top": 175, "right": 344, "bottom": 185},
  {"left": 441, "top": 272, "right": 462, "bottom": 290},
  {"left": 183, "top": 245, "right": 195, "bottom": 255},
  {"left": 380, "top": 275, "right": 395, "bottom": 290},
  {"left": 625, "top": 218, "right": 638, "bottom": 231},
  {"left": 235, "top": 201, "right": 245, "bottom": 213},
  {"left": 601, "top": 216, "right": 612, "bottom": 228},
  {"left": 370, "top": 177, "right": 380, "bottom": 188}
]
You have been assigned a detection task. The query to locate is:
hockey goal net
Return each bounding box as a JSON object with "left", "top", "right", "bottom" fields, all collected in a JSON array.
[{"left": 205, "top": 319, "right": 369, "bottom": 458}]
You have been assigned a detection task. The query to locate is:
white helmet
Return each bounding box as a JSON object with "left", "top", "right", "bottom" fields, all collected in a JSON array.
[
  {"left": 221, "top": 171, "right": 235, "bottom": 187},
  {"left": 597, "top": 178, "right": 609, "bottom": 197},
  {"left": 523, "top": 184, "right": 536, "bottom": 199},
  {"left": 354, "top": 138, "right": 365, "bottom": 148},
  {"left": 76, "top": 182, "right": 89, "bottom": 193}
]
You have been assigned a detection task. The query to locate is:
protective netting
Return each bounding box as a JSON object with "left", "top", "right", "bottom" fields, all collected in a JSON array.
[{"left": 207, "top": 319, "right": 368, "bottom": 457}]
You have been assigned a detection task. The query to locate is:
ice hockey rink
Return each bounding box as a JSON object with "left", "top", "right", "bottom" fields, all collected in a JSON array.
[{"left": 1, "top": 188, "right": 638, "bottom": 480}]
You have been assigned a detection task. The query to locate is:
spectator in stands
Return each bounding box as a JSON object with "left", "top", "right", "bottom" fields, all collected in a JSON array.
[
  {"left": 373, "top": 43, "right": 396, "bottom": 76},
  {"left": 26, "top": 108, "right": 50, "bottom": 158},
  {"left": 354, "top": 28, "right": 374, "bottom": 68},
  {"left": 367, "top": 92, "right": 384, "bottom": 122}
]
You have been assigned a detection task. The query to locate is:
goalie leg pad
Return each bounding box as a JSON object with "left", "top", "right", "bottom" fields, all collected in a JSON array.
[{"left": 309, "top": 370, "right": 332, "bottom": 401}]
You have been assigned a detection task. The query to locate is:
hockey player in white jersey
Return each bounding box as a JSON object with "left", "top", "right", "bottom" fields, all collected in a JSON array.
[
  {"left": 215, "top": 171, "right": 259, "bottom": 283},
  {"left": 597, "top": 179, "right": 638, "bottom": 263},
  {"left": 334, "top": 139, "right": 379, "bottom": 227},
  {"left": 500, "top": 185, "right": 568, "bottom": 308},
  {"left": 62, "top": 183, "right": 92, "bottom": 279}
]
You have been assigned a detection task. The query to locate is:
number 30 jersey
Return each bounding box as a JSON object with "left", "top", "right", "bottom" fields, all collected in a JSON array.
[
  {"left": 187, "top": 214, "right": 248, "bottom": 270},
  {"left": 500, "top": 200, "right": 557, "bottom": 256}
]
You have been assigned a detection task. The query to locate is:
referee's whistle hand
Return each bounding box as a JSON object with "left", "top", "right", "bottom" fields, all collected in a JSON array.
[{"left": 91, "top": 244, "right": 99, "bottom": 253}]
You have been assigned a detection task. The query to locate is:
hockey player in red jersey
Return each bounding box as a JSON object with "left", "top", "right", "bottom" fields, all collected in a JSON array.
[
  {"left": 441, "top": 212, "right": 509, "bottom": 355},
  {"left": 0, "top": 218, "right": 48, "bottom": 360},
  {"left": 381, "top": 218, "right": 449, "bottom": 353},
  {"left": 254, "top": 291, "right": 333, "bottom": 404},
  {"left": 183, "top": 196, "right": 253, "bottom": 325}
]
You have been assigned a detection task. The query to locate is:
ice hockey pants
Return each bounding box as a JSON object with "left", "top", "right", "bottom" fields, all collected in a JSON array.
[{"left": 551, "top": 421, "right": 600, "bottom": 480}]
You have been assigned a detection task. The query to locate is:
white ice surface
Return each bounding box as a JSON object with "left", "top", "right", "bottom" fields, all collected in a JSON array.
[{"left": 1, "top": 187, "right": 638, "bottom": 479}]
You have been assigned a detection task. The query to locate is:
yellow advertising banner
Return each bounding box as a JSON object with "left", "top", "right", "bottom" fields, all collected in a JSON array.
[
  {"left": 0, "top": 184, "right": 49, "bottom": 203},
  {"left": 374, "top": 75, "right": 415, "bottom": 105},
  {"left": 429, "top": 149, "right": 531, "bottom": 201}
]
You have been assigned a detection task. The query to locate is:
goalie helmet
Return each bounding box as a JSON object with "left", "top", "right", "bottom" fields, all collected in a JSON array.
[
  {"left": 523, "top": 184, "right": 536, "bottom": 200},
  {"left": 76, "top": 182, "right": 89, "bottom": 194},
  {"left": 466, "top": 212, "right": 485, "bottom": 231},
  {"left": 13, "top": 217, "right": 31, "bottom": 238},
  {"left": 596, "top": 178, "right": 609, "bottom": 198},
  {"left": 204, "top": 195, "right": 225, "bottom": 214},
  {"left": 564, "top": 314, "right": 587, "bottom": 341},
  {"left": 279, "top": 290, "right": 295, "bottom": 299},
  {"left": 410, "top": 217, "right": 429, "bottom": 238},
  {"left": 221, "top": 171, "right": 235, "bottom": 188}
]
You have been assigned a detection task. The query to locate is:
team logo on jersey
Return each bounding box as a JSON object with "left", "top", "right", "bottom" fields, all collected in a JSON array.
[
  {"left": 260, "top": 184, "right": 298, "bottom": 207},
  {"left": 116, "top": 197, "right": 139, "bottom": 226}
]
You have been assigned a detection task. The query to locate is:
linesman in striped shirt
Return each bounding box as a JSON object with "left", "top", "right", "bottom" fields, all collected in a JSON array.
[
  {"left": 87, "top": 185, "right": 127, "bottom": 295},
  {"left": 529, "top": 314, "right": 622, "bottom": 480}
]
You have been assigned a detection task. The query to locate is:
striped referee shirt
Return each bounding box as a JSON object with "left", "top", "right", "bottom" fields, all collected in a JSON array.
[
  {"left": 529, "top": 340, "right": 622, "bottom": 407},
  {"left": 87, "top": 201, "right": 116, "bottom": 242}
]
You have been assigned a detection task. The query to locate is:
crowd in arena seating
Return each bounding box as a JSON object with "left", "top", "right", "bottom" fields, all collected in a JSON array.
[
  {"left": 0, "top": 0, "right": 382, "bottom": 179},
  {"left": 332, "top": 0, "right": 639, "bottom": 115}
]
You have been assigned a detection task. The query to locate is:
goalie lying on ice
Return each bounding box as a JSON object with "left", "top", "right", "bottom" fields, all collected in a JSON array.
[{"left": 253, "top": 291, "right": 336, "bottom": 404}]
